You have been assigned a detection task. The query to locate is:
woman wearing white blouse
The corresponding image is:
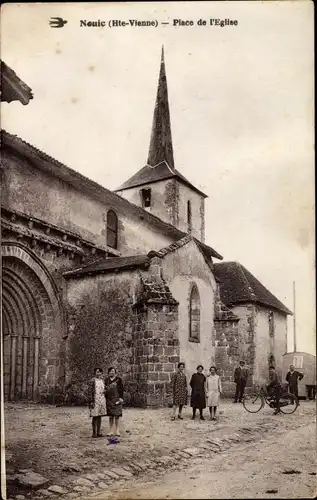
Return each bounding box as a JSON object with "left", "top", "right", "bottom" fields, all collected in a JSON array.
[{"left": 206, "top": 366, "right": 222, "bottom": 420}]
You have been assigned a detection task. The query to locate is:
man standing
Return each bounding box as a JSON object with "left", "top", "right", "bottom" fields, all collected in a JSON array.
[
  {"left": 233, "top": 360, "right": 249, "bottom": 403},
  {"left": 286, "top": 364, "right": 304, "bottom": 403},
  {"left": 266, "top": 366, "right": 282, "bottom": 415}
]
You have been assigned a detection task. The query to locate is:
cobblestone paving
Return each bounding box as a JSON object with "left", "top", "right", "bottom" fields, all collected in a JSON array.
[
  {"left": 89, "top": 423, "right": 316, "bottom": 499},
  {"left": 4, "top": 400, "right": 316, "bottom": 500}
]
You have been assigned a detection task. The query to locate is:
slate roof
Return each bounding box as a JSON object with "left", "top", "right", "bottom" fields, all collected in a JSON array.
[
  {"left": 115, "top": 162, "right": 207, "bottom": 198},
  {"left": 147, "top": 46, "right": 175, "bottom": 170},
  {"left": 1, "top": 61, "right": 33, "bottom": 105},
  {"left": 63, "top": 255, "right": 150, "bottom": 278},
  {"left": 115, "top": 48, "right": 207, "bottom": 198},
  {"left": 213, "top": 262, "right": 293, "bottom": 315},
  {"left": 1, "top": 130, "right": 222, "bottom": 260}
]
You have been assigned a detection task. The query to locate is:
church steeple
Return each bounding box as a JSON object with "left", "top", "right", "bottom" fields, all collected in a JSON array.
[
  {"left": 115, "top": 47, "right": 207, "bottom": 243},
  {"left": 147, "top": 46, "right": 175, "bottom": 170}
]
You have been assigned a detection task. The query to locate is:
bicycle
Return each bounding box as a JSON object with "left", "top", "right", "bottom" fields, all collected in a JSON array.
[{"left": 243, "top": 384, "right": 299, "bottom": 414}]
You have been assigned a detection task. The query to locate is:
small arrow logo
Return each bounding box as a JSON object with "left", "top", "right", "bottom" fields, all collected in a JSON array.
[{"left": 49, "top": 17, "right": 68, "bottom": 28}]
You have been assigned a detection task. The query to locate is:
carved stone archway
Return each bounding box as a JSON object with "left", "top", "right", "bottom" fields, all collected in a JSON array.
[{"left": 2, "top": 242, "right": 64, "bottom": 402}]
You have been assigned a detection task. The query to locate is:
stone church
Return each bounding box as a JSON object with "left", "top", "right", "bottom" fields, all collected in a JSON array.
[{"left": 1, "top": 51, "right": 292, "bottom": 406}]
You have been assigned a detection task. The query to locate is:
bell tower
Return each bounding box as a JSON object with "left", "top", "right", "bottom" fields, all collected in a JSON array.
[{"left": 115, "top": 47, "right": 207, "bottom": 243}]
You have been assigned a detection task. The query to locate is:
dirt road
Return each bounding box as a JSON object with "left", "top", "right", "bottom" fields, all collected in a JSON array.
[
  {"left": 4, "top": 401, "right": 316, "bottom": 499},
  {"left": 89, "top": 423, "right": 316, "bottom": 499}
]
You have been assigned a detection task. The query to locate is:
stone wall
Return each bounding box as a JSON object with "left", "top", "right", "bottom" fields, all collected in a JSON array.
[
  {"left": 1, "top": 149, "right": 174, "bottom": 257},
  {"left": 64, "top": 259, "right": 180, "bottom": 407},
  {"left": 254, "top": 307, "right": 287, "bottom": 384},
  {"left": 230, "top": 304, "right": 257, "bottom": 383},
  {"left": 131, "top": 301, "right": 179, "bottom": 407},
  {"left": 176, "top": 182, "right": 205, "bottom": 242},
  {"left": 219, "top": 304, "right": 288, "bottom": 388},
  {"left": 213, "top": 289, "right": 241, "bottom": 396},
  {"left": 160, "top": 239, "right": 217, "bottom": 376},
  {"left": 2, "top": 242, "right": 65, "bottom": 403},
  {"left": 130, "top": 257, "right": 180, "bottom": 406},
  {"left": 117, "top": 177, "right": 205, "bottom": 242},
  {"left": 64, "top": 271, "right": 139, "bottom": 404},
  {"left": 117, "top": 178, "right": 179, "bottom": 230}
]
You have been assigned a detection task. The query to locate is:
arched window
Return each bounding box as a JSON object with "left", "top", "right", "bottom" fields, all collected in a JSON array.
[
  {"left": 189, "top": 283, "right": 200, "bottom": 342},
  {"left": 187, "top": 200, "right": 192, "bottom": 233},
  {"left": 106, "top": 210, "right": 118, "bottom": 249}
]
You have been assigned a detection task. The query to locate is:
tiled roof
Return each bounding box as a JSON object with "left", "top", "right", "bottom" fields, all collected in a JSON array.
[
  {"left": 213, "top": 262, "right": 293, "bottom": 315},
  {"left": 1, "top": 61, "right": 33, "bottom": 105},
  {"left": 1, "top": 130, "right": 222, "bottom": 260},
  {"left": 63, "top": 255, "right": 150, "bottom": 278},
  {"left": 115, "top": 162, "right": 207, "bottom": 198}
]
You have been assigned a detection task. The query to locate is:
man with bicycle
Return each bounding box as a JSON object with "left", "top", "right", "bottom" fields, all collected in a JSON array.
[{"left": 266, "top": 366, "right": 282, "bottom": 415}]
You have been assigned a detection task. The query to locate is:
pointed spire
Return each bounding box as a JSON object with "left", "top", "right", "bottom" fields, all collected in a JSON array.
[
  {"left": 147, "top": 46, "right": 175, "bottom": 170},
  {"left": 161, "top": 45, "right": 165, "bottom": 63}
]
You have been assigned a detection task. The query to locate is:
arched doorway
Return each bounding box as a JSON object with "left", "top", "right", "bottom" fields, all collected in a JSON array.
[{"left": 2, "top": 243, "right": 64, "bottom": 402}]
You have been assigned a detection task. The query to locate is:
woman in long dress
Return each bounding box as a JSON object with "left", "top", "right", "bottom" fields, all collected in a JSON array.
[
  {"left": 104, "top": 367, "right": 124, "bottom": 437},
  {"left": 88, "top": 367, "right": 107, "bottom": 438},
  {"left": 190, "top": 365, "right": 206, "bottom": 420},
  {"left": 206, "top": 366, "right": 222, "bottom": 420},
  {"left": 171, "top": 362, "right": 188, "bottom": 420}
]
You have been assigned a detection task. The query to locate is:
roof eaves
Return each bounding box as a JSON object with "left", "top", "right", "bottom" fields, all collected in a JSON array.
[
  {"left": 1, "top": 61, "right": 33, "bottom": 105},
  {"left": 228, "top": 298, "right": 292, "bottom": 316},
  {"left": 195, "top": 239, "right": 223, "bottom": 261},
  {"left": 1, "top": 131, "right": 222, "bottom": 260},
  {"left": 63, "top": 255, "right": 150, "bottom": 279},
  {"left": 115, "top": 172, "right": 175, "bottom": 192},
  {"left": 173, "top": 171, "right": 208, "bottom": 198},
  {"left": 115, "top": 169, "right": 208, "bottom": 199}
]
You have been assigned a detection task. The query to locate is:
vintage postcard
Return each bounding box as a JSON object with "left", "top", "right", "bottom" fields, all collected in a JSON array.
[{"left": 0, "top": 2, "right": 315, "bottom": 499}]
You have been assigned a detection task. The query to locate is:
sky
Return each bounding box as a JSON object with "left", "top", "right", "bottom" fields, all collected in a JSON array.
[{"left": 1, "top": 2, "right": 315, "bottom": 354}]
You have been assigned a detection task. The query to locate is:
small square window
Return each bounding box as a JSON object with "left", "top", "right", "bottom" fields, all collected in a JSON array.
[{"left": 141, "top": 188, "right": 151, "bottom": 208}]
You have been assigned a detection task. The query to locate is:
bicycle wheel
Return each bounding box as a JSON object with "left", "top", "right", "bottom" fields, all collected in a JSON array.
[
  {"left": 279, "top": 393, "right": 299, "bottom": 414},
  {"left": 243, "top": 393, "right": 264, "bottom": 413}
]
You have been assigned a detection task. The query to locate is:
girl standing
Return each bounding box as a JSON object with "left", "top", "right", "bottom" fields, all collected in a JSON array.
[
  {"left": 206, "top": 366, "right": 222, "bottom": 420},
  {"left": 171, "top": 362, "right": 188, "bottom": 420},
  {"left": 88, "top": 367, "right": 107, "bottom": 438},
  {"left": 104, "top": 367, "right": 124, "bottom": 437},
  {"left": 190, "top": 365, "right": 206, "bottom": 420}
]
